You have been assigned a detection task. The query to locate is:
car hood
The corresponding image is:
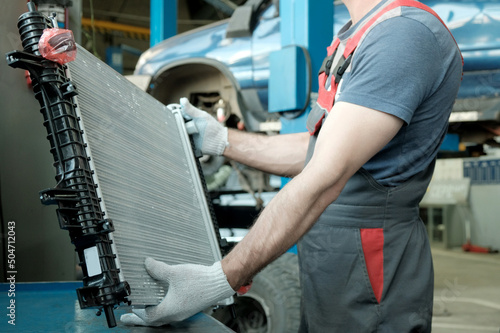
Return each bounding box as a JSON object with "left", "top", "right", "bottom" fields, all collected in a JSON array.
[{"left": 135, "top": 19, "right": 232, "bottom": 75}]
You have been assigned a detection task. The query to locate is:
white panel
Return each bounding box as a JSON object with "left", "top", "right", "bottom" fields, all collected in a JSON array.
[
  {"left": 434, "top": 158, "right": 464, "bottom": 180},
  {"left": 84, "top": 246, "right": 102, "bottom": 277}
]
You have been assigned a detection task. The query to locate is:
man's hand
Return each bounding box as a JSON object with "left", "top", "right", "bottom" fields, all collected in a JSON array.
[
  {"left": 180, "top": 98, "right": 228, "bottom": 156},
  {"left": 120, "top": 258, "right": 235, "bottom": 327}
]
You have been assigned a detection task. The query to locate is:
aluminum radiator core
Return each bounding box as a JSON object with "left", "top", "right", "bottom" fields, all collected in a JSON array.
[{"left": 68, "top": 45, "right": 225, "bottom": 305}]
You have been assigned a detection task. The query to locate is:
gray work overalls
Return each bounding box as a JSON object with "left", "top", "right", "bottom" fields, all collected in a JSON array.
[
  {"left": 298, "top": 143, "right": 435, "bottom": 332},
  {"left": 297, "top": 1, "right": 454, "bottom": 331}
]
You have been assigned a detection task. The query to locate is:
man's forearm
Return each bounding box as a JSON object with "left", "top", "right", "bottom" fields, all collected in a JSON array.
[
  {"left": 223, "top": 129, "right": 309, "bottom": 178},
  {"left": 220, "top": 167, "right": 347, "bottom": 289}
]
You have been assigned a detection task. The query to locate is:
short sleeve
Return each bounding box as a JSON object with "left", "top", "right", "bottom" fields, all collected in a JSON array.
[{"left": 337, "top": 16, "right": 443, "bottom": 125}]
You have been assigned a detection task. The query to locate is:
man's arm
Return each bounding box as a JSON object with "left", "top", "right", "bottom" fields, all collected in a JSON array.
[
  {"left": 224, "top": 130, "right": 310, "bottom": 178},
  {"left": 180, "top": 97, "right": 309, "bottom": 177},
  {"left": 221, "top": 101, "right": 404, "bottom": 289}
]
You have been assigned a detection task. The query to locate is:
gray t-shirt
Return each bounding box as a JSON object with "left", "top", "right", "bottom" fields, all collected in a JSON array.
[{"left": 335, "top": 1, "right": 463, "bottom": 186}]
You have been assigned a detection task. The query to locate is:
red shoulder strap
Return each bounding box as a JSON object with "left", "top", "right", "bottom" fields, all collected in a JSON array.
[{"left": 327, "top": 38, "right": 341, "bottom": 57}]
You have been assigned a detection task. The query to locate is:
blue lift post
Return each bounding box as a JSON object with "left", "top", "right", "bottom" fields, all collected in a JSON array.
[
  {"left": 269, "top": 0, "right": 334, "bottom": 254},
  {"left": 269, "top": 0, "right": 334, "bottom": 134},
  {"left": 150, "top": 0, "right": 178, "bottom": 47},
  {"left": 269, "top": 0, "right": 333, "bottom": 186}
]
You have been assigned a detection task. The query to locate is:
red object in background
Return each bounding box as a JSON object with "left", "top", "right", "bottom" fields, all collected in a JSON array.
[
  {"left": 38, "top": 28, "right": 77, "bottom": 64},
  {"left": 462, "top": 241, "right": 498, "bottom": 253}
]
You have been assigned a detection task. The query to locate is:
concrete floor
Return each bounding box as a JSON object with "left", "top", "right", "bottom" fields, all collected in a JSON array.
[{"left": 431, "top": 244, "right": 500, "bottom": 333}]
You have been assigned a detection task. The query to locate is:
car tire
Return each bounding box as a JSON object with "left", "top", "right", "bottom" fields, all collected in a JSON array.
[{"left": 212, "top": 252, "right": 301, "bottom": 333}]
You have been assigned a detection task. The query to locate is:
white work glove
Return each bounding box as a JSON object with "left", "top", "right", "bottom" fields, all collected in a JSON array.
[
  {"left": 120, "top": 257, "right": 235, "bottom": 327},
  {"left": 180, "top": 97, "right": 229, "bottom": 156}
]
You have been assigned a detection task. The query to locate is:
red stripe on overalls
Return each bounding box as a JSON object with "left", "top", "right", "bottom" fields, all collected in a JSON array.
[{"left": 360, "top": 228, "right": 384, "bottom": 303}]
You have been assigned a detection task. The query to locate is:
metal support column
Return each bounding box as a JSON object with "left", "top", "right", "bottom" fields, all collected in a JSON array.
[
  {"left": 150, "top": 0, "right": 177, "bottom": 47},
  {"left": 269, "top": 0, "right": 333, "bottom": 187},
  {"left": 269, "top": 0, "right": 333, "bottom": 134},
  {"left": 69, "top": 0, "right": 82, "bottom": 44}
]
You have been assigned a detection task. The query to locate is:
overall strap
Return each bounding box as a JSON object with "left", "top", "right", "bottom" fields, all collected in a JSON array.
[{"left": 315, "top": 39, "right": 341, "bottom": 114}]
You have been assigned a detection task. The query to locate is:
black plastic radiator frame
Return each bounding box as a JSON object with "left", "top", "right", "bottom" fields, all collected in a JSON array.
[{"left": 6, "top": 2, "right": 129, "bottom": 328}]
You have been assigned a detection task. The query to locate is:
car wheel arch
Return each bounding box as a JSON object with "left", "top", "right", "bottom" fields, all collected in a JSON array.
[{"left": 148, "top": 58, "right": 246, "bottom": 121}]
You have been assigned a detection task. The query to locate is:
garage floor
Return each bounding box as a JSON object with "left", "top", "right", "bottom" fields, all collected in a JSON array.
[{"left": 431, "top": 244, "right": 500, "bottom": 333}]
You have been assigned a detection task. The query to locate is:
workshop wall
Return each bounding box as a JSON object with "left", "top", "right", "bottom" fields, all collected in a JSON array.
[{"left": 79, "top": 0, "right": 235, "bottom": 74}]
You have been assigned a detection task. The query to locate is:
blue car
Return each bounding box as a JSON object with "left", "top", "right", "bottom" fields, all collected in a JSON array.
[{"left": 135, "top": 0, "right": 500, "bottom": 144}]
